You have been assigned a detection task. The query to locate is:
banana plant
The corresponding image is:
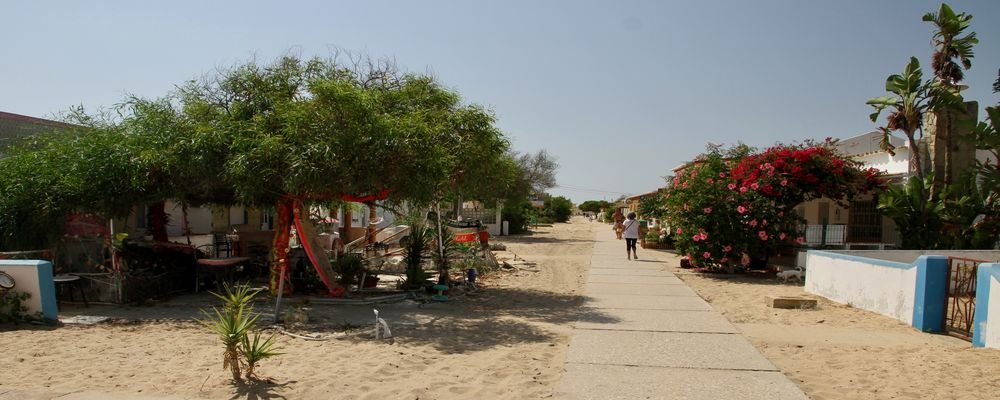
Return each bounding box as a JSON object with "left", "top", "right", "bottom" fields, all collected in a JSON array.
[{"left": 878, "top": 177, "right": 943, "bottom": 249}]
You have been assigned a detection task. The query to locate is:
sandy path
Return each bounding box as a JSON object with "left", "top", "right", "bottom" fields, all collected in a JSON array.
[
  {"left": 0, "top": 218, "right": 595, "bottom": 399},
  {"left": 671, "top": 263, "right": 1000, "bottom": 400}
]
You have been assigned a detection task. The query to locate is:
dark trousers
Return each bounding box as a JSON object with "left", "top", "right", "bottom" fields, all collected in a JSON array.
[{"left": 625, "top": 238, "right": 637, "bottom": 253}]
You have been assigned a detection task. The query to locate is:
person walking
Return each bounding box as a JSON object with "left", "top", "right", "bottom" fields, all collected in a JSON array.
[
  {"left": 613, "top": 210, "right": 624, "bottom": 240},
  {"left": 622, "top": 212, "right": 640, "bottom": 260}
]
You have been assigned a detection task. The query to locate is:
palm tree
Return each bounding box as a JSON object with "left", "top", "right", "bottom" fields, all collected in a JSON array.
[
  {"left": 923, "top": 3, "right": 978, "bottom": 190},
  {"left": 868, "top": 57, "right": 933, "bottom": 180}
]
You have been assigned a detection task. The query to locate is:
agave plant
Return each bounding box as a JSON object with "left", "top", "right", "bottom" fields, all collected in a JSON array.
[
  {"left": 401, "top": 223, "right": 433, "bottom": 289},
  {"left": 199, "top": 284, "right": 279, "bottom": 382},
  {"left": 241, "top": 330, "right": 282, "bottom": 379},
  {"left": 200, "top": 295, "right": 254, "bottom": 381}
]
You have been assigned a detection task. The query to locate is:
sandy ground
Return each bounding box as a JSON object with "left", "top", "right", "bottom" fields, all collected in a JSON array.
[
  {"left": 0, "top": 219, "right": 595, "bottom": 399},
  {"left": 669, "top": 258, "right": 1000, "bottom": 400}
]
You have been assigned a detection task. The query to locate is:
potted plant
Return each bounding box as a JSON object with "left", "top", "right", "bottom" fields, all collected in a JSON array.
[{"left": 332, "top": 252, "right": 365, "bottom": 287}]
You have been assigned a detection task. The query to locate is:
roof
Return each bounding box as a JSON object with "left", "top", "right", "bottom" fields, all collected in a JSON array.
[
  {"left": 626, "top": 190, "right": 662, "bottom": 201},
  {"left": 0, "top": 111, "right": 77, "bottom": 151},
  {"left": 835, "top": 131, "right": 906, "bottom": 157}
]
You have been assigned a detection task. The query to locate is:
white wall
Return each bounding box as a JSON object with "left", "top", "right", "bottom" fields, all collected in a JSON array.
[
  {"left": 983, "top": 272, "right": 1000, "bottom": 348},
  {"left": 805, "top": 250, "right": 916, "bottom": 324}
]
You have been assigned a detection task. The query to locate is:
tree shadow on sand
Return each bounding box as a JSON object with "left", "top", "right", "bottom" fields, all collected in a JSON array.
[
  {"left": 308, "top": 287, "right": 620, "bottom": 354},
  {"left": 229, "top": 378, "right": 293, "bottom": 400}
]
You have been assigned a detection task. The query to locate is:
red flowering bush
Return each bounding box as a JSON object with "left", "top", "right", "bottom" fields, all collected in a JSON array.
[{"left": 664, "top": 143, "right": 883, "bottom": 269}]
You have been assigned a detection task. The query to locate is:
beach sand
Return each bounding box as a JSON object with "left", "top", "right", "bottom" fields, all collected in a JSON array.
[
  {"left": 0, "top": 220, "right": 594, "bottom": 399},
  {"left": 6, "top": 219, "right": 1000, "bottom": 399},
  {"left": 671, "top": 261, "right": 1000, "bottom": 400}
]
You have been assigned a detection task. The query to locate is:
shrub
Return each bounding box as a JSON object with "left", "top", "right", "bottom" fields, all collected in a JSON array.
[{"left": 664, "top": 143, "right": 883, "bottom": 269}]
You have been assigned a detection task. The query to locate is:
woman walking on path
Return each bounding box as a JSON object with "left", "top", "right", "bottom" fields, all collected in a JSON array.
[
  {"left": 622, "top": 212, "right": 640, "bottom": 260},
  {"left": 613, "top": 210, "right": 624, "bottom": 240}
]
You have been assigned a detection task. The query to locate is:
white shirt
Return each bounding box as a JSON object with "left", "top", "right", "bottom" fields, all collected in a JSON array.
[{"left": 622, "top": 219, "right": 640, "bottom": 239}]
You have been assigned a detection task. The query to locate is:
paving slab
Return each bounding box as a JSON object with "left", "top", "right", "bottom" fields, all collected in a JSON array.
[
  {"left": 586, "top": 282, "right": 698, "bottom": 297},
  {"left": 587, "top": 274, "right": 684, "bottom": 285},
  {"left": 583, "top": 293, "right": 713, "bottom": 311},
  {"left": 575, "top": 309, "right": 738, "bottom": 333},
  {"left": 588, "top": 268, "right": 673, "bottom": 276},
  {"left": 556, "top": 364, "right": 809, "bottom": 400},
  {"left": 566, "top": 329, "right": 777, "bottom": 371}
]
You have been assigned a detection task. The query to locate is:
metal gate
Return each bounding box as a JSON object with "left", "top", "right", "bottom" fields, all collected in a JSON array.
[{"left": 943, "top": 257, "right": 982, "bottom": 341}]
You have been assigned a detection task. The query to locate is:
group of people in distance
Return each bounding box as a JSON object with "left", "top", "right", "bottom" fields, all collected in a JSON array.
[{"left": 613, "top": 210, "right": 640, "bottom": 260}]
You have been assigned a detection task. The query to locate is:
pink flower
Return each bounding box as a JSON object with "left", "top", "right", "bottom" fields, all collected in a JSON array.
[
  {"left": 707, "top": 178, "right": 714, "bottom": 184},
  {"left": 748, "top": 219, "right": 758, "bottom": 227},
  {"left": 762, "top": 219, "right": 768, "bottom": 226},
  {"left": 719, "top": 172, "right": 726, "bottom": 178},
  {"left": 699, "top": 233, "right": 708, "bottom": 241},
  {"left": 739, "top": 186, "right": 748, "bottom": 193},
  {"left": 758, "top": 231, "right": 769, "bottom": 240},
  {"left": 682, "top": 182, "right": 688, "bottom": 188},
  {"left": 673, "top": 178, "right": 680, "bottom": 185},
  {"left": 703, "top": 207, "right": 712, "bottom": 214},
  {"left": 703, "top": 252, "right": 712, "bottom": 259},
  {"left": 795, "top": 236, "right": 806, "bottom": 244},
  {"left": 737, "top": 205, "right": 747, "bottom": 214},
  {"left": 692, "top": 234, "right": 701, "bottom": 242},
  {"left": 750, "top": 182, "right": 760, "bottom": 190},
  {"left": 683, "top": 203, "right": 689, "bottom": 211},
  {"left": 780, "top": 179, "right": 788, "bottom": 187},
  {"left": 676, "top": 228, "right": 683, "bottom": 235},
  {"left": 722, "top": 245, "right": 732, "bottom": 253},
  {"left": 728, "top": 183, "right": 737, "bottom": 190},
  {"left": 779, "top": 232, "right": 787, "bottom": 240}
]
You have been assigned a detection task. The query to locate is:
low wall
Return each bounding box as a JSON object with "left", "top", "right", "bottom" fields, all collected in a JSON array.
[
  {"left": 805, "top": 250, "right": 917, "bottom": 324},
  {"left": 974, "top": 264, "right": 1000, "bottom": 348},
  {"left": 0, "top": 260, "right": 57, "bottom": 320}
]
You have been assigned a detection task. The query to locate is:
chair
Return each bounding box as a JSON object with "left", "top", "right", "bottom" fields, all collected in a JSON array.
[{"left": 213, "top": 234, "right": 232, "bottom": 258}]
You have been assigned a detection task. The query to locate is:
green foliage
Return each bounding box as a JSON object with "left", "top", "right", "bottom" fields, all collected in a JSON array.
[
  {"left": 665, "top": 144, "right": 883, "bottom": 268},
  {"left": 544, "top": 195, "right": 573, "bottom": 223},
  {"left": 199, "top": 284, "right": 279, "bottom": 382},
  {"left": 332, "top": 252, "right": 366, "bottom": 286},
  {"left": 501, "top": 201, "right": 532, "bottom": 234},
  {"left": 878, "top": 178, "right": 943, "bottom": 249},
  {"left": 241, "top": 331, "right": 282, "bottom": 380},
  {"left": 637, "top": 194, "right": 666, "bottom": 221},
  {"left": 0, "top": 291, "right": 40, "bottom": 324},
  {"left": 578, "top": 200, "right": 611, "bottom": 214},
  {"left": 401, "top": 222, "right": 433, "bottom": 289}
]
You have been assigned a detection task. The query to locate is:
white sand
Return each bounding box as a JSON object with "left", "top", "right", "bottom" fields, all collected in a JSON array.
[{"left": 0, "top": 219, "right": 595, "bottom": 399}]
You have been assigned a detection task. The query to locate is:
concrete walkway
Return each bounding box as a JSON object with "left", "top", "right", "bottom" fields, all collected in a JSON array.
[{"left": 555, "top": 226, "right": 809, "bottom": 400}]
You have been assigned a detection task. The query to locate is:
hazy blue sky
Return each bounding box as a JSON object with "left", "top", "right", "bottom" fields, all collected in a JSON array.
[{"left": 3, "top": 1, "right": 999, "bottom": 203}]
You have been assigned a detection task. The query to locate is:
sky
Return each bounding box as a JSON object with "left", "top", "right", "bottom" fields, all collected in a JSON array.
[{"left": 2, "top": 0, "right": 999, "bottom": 203}]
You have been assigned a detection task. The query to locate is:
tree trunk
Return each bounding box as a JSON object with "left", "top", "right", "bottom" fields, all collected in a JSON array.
[
  {"left": 148, "top": 201, "right": 169, "bottom": 242},
  {"left": 907, "top": 133, "right": 924, "bottom": 181},
  {"left": 343, "top": 206, "right": 353, "bottom": 243},
  {"left": 269, "top": 197, "right": 294, "bottom": 295},
  {"left": 366, "top": 202, "right": 377, "bottom": 245}
]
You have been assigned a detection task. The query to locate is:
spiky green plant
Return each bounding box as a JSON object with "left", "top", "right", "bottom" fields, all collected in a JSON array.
[
  {"left": 241, "top": 331, "right": 282, "bottom": 379},
  {"left": 199, "top": 284, "right": 279, "bottom": 382}
]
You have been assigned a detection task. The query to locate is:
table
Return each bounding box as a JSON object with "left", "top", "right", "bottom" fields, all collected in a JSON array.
[
  {"left": 53, "top": 274, "right": 88, "bottom": 307},
  {"left": 195, "top": 257, "right": 251, "bottom": 293}
]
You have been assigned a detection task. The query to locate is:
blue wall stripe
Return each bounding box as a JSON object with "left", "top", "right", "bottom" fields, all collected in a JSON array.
[{"left": 912, "top": 256, "right": 948, "bottom": 332}]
